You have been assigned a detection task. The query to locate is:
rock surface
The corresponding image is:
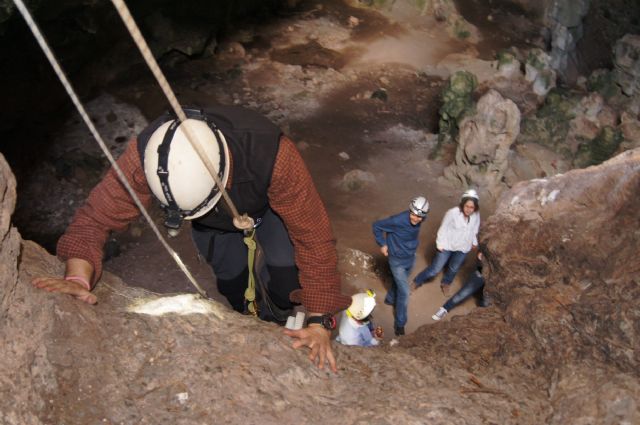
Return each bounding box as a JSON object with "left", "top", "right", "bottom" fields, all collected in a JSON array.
[
  {"left": 3, "top": 124, "right": 639, "bottom": 423},
  {"left": 443, "top": 89, "right": 521, "bottom": 197},
  {"left": 614, "top": 34, "right": 640, "bottom": 97}
]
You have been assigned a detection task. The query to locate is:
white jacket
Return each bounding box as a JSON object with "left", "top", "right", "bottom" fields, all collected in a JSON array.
[{"left": 435, "top": 206, "right": 480, "bottom": 253}]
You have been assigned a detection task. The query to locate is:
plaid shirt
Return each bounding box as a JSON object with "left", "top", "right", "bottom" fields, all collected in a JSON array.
[{"left": 57, "top": 136, "right": 351, "bottom": 313}]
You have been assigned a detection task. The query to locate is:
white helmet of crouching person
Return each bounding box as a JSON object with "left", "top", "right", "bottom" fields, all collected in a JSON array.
[{"left": 347, "top": 289, "right": 377, "bottom": 321}]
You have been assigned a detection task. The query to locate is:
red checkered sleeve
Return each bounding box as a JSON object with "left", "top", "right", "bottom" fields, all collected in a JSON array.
[
  {"left": 56, "top": 140, "right": 152, "bottom": 286},
  {"left": 268, "top": 137, "right": 351, "bottom": 314}
]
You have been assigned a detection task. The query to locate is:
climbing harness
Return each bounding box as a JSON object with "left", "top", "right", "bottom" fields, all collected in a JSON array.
[{"left": 12, "top": 0, "right": 259, "bottom": 301}]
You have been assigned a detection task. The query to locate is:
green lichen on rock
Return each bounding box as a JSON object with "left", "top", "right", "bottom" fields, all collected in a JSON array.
[
  {"left": 526, "top": 49, "right": 547, "bottom": 71},
  {"left": 357, "top": 0, "right": 428, "bottom": 11},
  {"left": 575, "top": 126, "right": 623, "bottom": 167},
  {"left": 519, "top": 89, "right": 578, "bottom": 156},
  {"left": 497, "top": 50, "right": 517, "bottom": 67},
  {"left": 587, "top": 69, "right": 621, "bottom": 100},
  {"left": 453, "top": 19, "right": 470, "bottom": 39},
  {"left": 438, "top": 70, "right": 477, "bottom": 136},
  {"left": 354, "top": 0, "right": 391, "bottom": 8},
  {"left": 430, "top": 71, "right": 476, "bottom": 158}
]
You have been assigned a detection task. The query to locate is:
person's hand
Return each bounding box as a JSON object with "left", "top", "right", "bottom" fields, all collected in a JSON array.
[
  {"left": 477, "top": 251, "right": 483, "bottom": 261},
  {"left": 436, "top": 245, "right": 443, "bottom": 252},
  {"left": 374, "top": 326, "right": 384, "bottom": 339},
  {"left": 380, "top": 245, "right": 389, "bottom": 257},
  {"left": 31, "top": 276, "right": 97, "bottom": 304},
  {"left": 283, "top": 325, "right": 337, "bottom": 373}
]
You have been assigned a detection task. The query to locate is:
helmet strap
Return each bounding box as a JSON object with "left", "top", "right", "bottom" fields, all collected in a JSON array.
[
  {"left": 155, "top": 109, "right": 228, "bottom": 227},
  {"left": 157, "top": 119, "right": 183, "bottom": 230}
]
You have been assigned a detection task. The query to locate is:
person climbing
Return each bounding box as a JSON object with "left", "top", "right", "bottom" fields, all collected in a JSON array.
[
  {"left": 372, "top": 196, "right": 429, "bottom": 336},
  {"left": 431, "top": 252, "right": 490, "bottom": 321},
  {"left": 31, "top": 105, "right": 351, "bottom": 372},
  {"left": 336, "top": 289, "right": 383, "bottom": 347},
  {"left": 414, "top": 189, "right": 480, "bottom": 297}
]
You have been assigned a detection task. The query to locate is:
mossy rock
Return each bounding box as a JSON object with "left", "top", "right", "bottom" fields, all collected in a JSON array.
[
  {"left": 519, "top": 89, "right": 581, "bottom": 155},
  {"left": 587, "top": 69, "right": 621, "bottom": 100},
  {"left": 453, "top": 19, "right": 471, "bottom": 39},
  {"left": 497, "top": 50, "right": 517, "bottom": 67},
  {"left": 526, "top": 49, "right": 548, "bottom": 71},
  {"left": 437, "top": 71, "right": 477, "bottom": 136},
  {"left": 574, "top": 126, "right": 623, "bottom": 168}
]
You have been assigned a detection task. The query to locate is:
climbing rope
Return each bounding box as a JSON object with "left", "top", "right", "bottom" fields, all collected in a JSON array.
[
  {"left": 243, "top": 230, "right": 258, "bottom": 315},
  {"left": 11, "top": 0, "right": 209, "bottom": 298}
]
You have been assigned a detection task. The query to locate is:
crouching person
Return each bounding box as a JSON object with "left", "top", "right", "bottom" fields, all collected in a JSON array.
[{"left": 336, "top": 290, "right": 383, "bottom": 347}]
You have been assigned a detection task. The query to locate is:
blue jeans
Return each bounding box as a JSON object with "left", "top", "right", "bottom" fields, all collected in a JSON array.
[
  {"left": 443, "top": 271, "right": 485, "bottom": 311},
  {"left": 384, "top": 257, "right": 414, "bottom": 328},
  {"left": 414, "top": 249, "right": 468, "bottom": 286}
]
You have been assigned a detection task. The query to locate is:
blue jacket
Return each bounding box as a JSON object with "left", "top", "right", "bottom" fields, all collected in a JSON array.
[{"left": 372, "top": 210, "right": 423, "bottom": 262}]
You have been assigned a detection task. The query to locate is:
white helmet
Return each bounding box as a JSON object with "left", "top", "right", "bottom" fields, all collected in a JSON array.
[
  {"left": 409, "top": 196, "right": 429, "bottom": 217},
  {"left": 143, "top": 117, "right": 230, "bottom": 226},
  {"left": 461, "top": 189, "right": 479, "bottom": 201},
  {"left": 346, "top": 289, "right": 377, "bottom": 321}
]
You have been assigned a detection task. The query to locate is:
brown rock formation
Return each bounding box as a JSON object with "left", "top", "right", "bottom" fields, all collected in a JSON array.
[
  {"left": 1, "top": 146, "right": 639, "bottom": 424},
  {"left": 410, "top": 147, "right": 640, "bottom": 424},
  {"left": 443, "top": 89, "right": 521, "bottom": 198}
]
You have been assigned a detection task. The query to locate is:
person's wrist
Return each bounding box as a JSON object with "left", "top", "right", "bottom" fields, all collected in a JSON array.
[
  {"left": 307, "top": 314, "right": 336, "bottom": 330},
  {"left": 64, "top": 275, "right": 91, "bottom": 291}
]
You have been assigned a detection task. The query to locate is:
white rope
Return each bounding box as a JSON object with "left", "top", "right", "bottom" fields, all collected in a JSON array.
[
  {"left": 12, "top": 0, "right": 208, "bottom": 298},
  {"left": 109, "top": 0, "right": 253, "bottom": 231}
]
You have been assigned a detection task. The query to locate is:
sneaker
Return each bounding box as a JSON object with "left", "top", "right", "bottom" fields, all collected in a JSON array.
[
  {"left": 440, "top": 284, "right": 451, "bottom": 297},
  {"left": 394, "top": 326, "right": 405, "bottom": 336},
  {"left": 432, "top": 307, "right": 448, "bottom": 321}
]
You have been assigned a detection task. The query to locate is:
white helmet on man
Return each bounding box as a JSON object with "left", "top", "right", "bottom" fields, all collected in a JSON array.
[
  {"left": 461, "top": 189, "right": 479, "bottom": 201},
  {"left": 409, "top": 196, "right": 429, "bottom": 217},
  {"left": 346, "top": 289, "right": 377, "bottom": 321},
  {"left": 144, "top": 117, "right": 230, "bottom": 226}
]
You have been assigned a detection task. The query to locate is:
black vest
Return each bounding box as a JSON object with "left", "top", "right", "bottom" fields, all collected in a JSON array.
[{"left": 137, "top": 105, "right": 282, "bottom": 232}]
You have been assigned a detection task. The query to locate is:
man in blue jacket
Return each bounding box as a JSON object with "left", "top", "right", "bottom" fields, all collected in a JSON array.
[{"left": 372, "top": 196, "right": 429, "bottom": 336}]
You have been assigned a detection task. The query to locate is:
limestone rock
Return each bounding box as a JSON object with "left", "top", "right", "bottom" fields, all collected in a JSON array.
[
  {"left": 620, "top": 111, "right": 640, "bottom": 150},
  {"left": 504, "top": 142, "right": 570, "bottom": 185},
  {"left": 0, "top": 153, "right": 20, "bottom": 321},
  {"left": 443, "top": 89, "right": 521, "bottom": 197},
  {"left": 545, "top": 0, "right": 590, "bottom": 73},
  {"left": 614, "top": 34, "right": 640, "bottom": 96},
  {"left": 338, "top": 169, "right": 376, "bottom": 191}
]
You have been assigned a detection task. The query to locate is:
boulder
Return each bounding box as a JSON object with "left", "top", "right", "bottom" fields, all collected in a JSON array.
[
  {"left": 545, "top": 0, "right": 590, "bottom": 73},
  {"left": 504, "top": 142, "right": 571, "bottom": 185},
  {"left": 613, "top": 34, "right": 640, "bottom": 96},
  {"left": 0, "top": 152, "right": 20, "bottom": 320},
  {"left": 411, "top": 148, "right": 640, "bottom": 424},
  {"left": 443, "top": 89, "right": 521, "bottom": 197}
]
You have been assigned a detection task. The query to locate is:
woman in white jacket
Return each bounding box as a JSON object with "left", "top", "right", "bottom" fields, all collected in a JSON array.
[{"left": 414, "top": 189, "right": 480, "bottom": 295}]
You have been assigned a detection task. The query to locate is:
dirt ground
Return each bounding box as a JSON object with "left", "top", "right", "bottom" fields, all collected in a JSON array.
[{"left": 18, "top": 0, "right": 534, "bottom": 337}]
